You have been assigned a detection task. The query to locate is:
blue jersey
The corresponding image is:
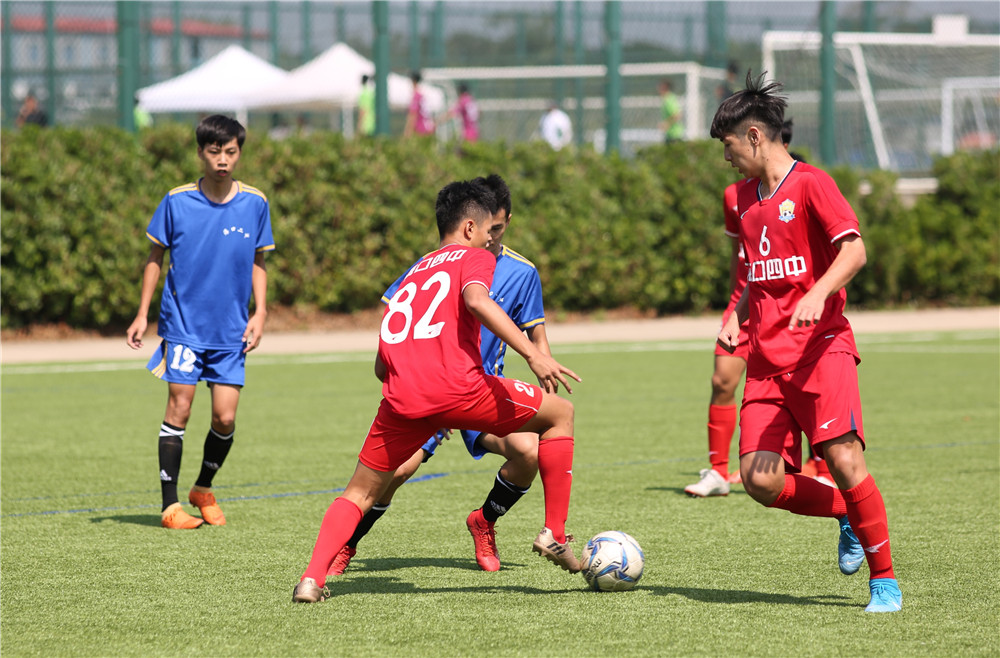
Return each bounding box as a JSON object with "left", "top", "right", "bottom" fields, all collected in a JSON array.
[
  {"left": 146, "top": 180, "right": 275, "bottom": 350},
  {"left": 382, "top": 244, "right": 545, "bottom": 377}
]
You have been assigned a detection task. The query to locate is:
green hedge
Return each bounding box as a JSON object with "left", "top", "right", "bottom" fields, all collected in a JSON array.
[{"left": 2, "top": 125, "right": 997, "bottom": 330}]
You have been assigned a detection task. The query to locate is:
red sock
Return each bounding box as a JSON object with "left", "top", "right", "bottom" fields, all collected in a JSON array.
[
  {"left": 537, "top": 435, "right": 573, "bottom": 543},
  {"left": 302, "top": 497, "right": 363, "bottom": 584},
  {"left": 842, "top": 475, "right": 895, "bottom": 579},
  {"left": 708, "top": 404, "right": 737, "bottom": 477},
  {"left": 769, "top": 473, "right": 848, "bottom": 518}
]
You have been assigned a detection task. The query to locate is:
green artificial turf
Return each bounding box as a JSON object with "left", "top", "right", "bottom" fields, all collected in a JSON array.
[{"left": 2, "top": 329, "right": 997, "bottom": 656}]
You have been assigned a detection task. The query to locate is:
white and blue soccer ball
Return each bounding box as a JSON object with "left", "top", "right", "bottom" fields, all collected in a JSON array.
[{"left": 580, "top": 531, "right": 645, "bottom": 592}]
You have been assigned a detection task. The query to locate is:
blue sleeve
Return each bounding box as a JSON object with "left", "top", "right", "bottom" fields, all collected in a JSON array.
[
  {"left": 256, "top": 199, "right": 276, "bottom": 252},
  {"left": 146, "top": 195, "right": 171, "bottom": 248},
  {"left": 516, "top": 269, "right": 546, "bottom": 330},
  {"left": 381, "top": 256, "right": 423, "bottom": 304}
]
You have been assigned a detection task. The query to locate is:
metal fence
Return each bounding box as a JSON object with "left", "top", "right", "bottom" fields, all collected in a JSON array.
[{"left": 2, "top": 1, "right": 998, "bottom": 169}]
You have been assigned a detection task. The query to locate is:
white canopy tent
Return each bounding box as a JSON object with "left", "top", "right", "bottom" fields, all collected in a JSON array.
[
  {"left": 243, "top": 43, "right": 448, "bottom": 135},
  {"left": 136, "top": 45, "right": 289, "bottom": 124}
]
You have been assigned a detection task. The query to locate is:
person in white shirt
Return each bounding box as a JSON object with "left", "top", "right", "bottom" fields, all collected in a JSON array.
[{"left": 539, "top": 102, "right": 573, "bottom": 150}]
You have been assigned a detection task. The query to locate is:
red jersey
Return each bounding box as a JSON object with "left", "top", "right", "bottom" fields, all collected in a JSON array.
[
  {"left": 723, "top": 179, "right": 752, "bottom": 306},
  {"left": 378, "top": 244, "right": 495, "bottom": 418},
  {"left": 736, "top": 162, "right": 861, "bottom": 378}
]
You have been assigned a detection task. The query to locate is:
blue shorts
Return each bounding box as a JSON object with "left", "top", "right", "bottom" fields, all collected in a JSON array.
[
  {"left": 146, "top": 340, "right": 246, "bottom": 387},
  {"left": 419, "top": 429, "right": 488, "bottom": 461}
]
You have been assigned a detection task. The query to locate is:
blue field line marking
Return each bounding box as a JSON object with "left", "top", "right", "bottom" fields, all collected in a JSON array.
[{"left": 1, "top": 472, "right": 448, "bottom": 519}]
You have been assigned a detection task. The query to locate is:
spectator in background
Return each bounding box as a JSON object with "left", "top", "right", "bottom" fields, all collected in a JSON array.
[
  {"left": 16, "top": 92, "right": 48, "bottom": 128},
  {"left": 716, "top": 61, "right": 740, "bottom": 103},
  {"left": 539, "top": 102, "right": 572, "bottom": 150},
  {"left": 444, "top": 82, "right": 480, "bottom": 143},
  {"left": 357, "top": 74, "right": 375, "bottom": 137},
  {"left": 404, "top": 70, "right": 435, "bottom": 137},
  {"left": 134, "top": 96, "right": 153, "bottom": 130},
  {"left": 658, "top": 79, "right": 684, "bottom": 143}
]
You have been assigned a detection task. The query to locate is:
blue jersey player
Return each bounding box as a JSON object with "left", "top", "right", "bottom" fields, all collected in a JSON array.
[
  {"left": 126, "top": 115, "right": 275, "bottom": 530},
  {"left": 329, "top": 174, "right": 554, "bottom": 574}
]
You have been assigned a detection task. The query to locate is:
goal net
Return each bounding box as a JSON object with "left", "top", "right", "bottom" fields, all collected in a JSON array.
[
  {"left": 762, "top": 19, "right": 1000, "bottom": 173},
  {"left": 423, "top": 62, "right": 729, "bottom": 155}
]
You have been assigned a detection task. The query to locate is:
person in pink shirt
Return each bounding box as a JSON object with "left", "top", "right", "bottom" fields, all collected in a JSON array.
[
  {"left": 404, "top": 70, "right": 435, "bottom": 137},
  {"left": 445, "top": 82, "right": 480, "bottom": 142}
]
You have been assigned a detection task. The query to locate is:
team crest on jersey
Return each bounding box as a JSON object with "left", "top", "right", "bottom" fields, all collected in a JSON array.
[
  {"left": 223, "top": 225, "right": 252, "bottom": 239},
  {"left": 778, "top": 199, "right": 796, "bottom": 223}
]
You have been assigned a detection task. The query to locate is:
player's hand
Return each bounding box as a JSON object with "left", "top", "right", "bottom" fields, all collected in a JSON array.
[
  {"left": 527, "top": 353, "right": 581, "bottom": 395},
  {"left": 789, "top": 289, "right": 826, "bottom": 330},
  {"left": 716, "top": 313, "right": 740, "bottom": 353},
  {"left": 433, "top": 429, "right": 452, "bottom": 445},
  {"left": 126, "top": 317, "right": 147, "bottom": 350},
  {"left": 243, "top": 313, "right": 266, "bottom": 353}
]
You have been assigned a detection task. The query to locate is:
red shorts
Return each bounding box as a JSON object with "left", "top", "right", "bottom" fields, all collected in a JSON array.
[
  {"left": 739, "top": 351, "right": 864, "bottom": 470},
  {"left": 713, "top": 303, "right": 749, "bottom": 359},
  {"left": 359, "top": 375, "right": 543, "bottom": 472}
]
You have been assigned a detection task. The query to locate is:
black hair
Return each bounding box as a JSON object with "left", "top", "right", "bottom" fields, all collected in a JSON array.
[
  {"left": 196, "top": 114, "right": 246, "bottom": 149},
  {"left": 710, "top": 70, "right": 787, "bottom": 142},
  {"left": 788, "top": 150, "right": 807, "bottom": 163},
  {"left": 410, "top": 70, "right": 422, "bottom": 84},
  {"left": 362, "top": 74, "right": 370, "bottom": 84},
  {"left": 472, "top": 173, "right": 512, "bottom": 218},
  {"left": 435, "top": 179, "right": 497, "bottom": 239},
  {"left": 458, "top": 82, "right": 469, "bottom": 94},
  {"left": 781, "top": 118, "right": 794, "bottom": 146}
]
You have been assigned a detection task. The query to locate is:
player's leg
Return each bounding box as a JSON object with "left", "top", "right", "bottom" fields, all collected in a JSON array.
[
  {"left": 465, "top": 431, "right": 537, "bottom": 571},
  {"left": 739, "top": 378, "right": 850, "bottom": 519},
  {"left": 330, "top": 442, "right": 432, "bottom": 576},
  {"left": 185, "top": 383, "right": 240, "bottom": 525},
  {"left": 823, "top": 432, "right": 899, "bottom": 611},
  {"left": 687, "top": 354, "right": 746, "bottom": 496},
  {"left": 159, "top": 382, "right": 203, "bottom": 529},
  {"left": 514, "top": 391, "right": 580, "bottom": 571},
  {"left": 295, "top": 461, "right": 394, "bottom": 603}
]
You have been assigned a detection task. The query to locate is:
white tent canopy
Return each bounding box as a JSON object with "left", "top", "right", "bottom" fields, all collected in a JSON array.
[
  {"left": 136, "top": 45, "right": 289, "bottom": 119},
  {"left": 243, "top": 42, "right": 446, "bottom": 114}
]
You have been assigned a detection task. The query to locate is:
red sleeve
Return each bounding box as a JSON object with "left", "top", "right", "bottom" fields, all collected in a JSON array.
[
  {"left": 723, "top": 183, "right": 740, "bottom": 237},
  {"left": 802, "top": 165, "right": 861, "bottom": 242},
  {"left": 461, "top": 247, "right": 496, "bottom": 294}
]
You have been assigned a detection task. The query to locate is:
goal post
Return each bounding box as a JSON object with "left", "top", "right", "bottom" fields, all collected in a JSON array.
[{"left": 762, "top": 27, "right": 999, "bottom": 172}]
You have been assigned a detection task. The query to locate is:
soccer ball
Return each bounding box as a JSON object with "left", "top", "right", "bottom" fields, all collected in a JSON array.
[{"left": 580, "top": 531, "right": 645, "bottom": 592}]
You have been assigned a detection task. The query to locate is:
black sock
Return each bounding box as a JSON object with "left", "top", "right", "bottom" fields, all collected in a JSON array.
[
  {"left": 482, "top": 472, "right": 529, "bottom": 523},
  {"left": 158, "top": 422, "right": 185, "bottom": 511},
  {"left": 347, "top": 503, "right": 390, "bottom": 548},
  {"left": 195, "top": 427, "right": 234, "bottom": 488}
]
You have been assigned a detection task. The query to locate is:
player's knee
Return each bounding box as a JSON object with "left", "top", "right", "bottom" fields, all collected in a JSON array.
[
  {"left": 742, "top": 469, "right": 783, "bottom": 506},
  {"left": 711, "top": 371, "right": 737, "bottom": 398},
  {"left": 211, "top": 411, "right": 236, "bottom": 432},
  {"left": 508, "top": 435, "right": 539, "bottom": 470}
]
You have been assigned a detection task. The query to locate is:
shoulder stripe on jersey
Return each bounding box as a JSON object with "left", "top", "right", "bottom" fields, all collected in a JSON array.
[
  {"left": 830, "top": 228, "right": 861, "bottom": 244},
  {"left": 168, "top": 182, "right": 198, "bottom": 196},
  {"left": 238, "top": 181, "right": 268, "bottom": 201},
  {"left": 518, "top": 317, "right": 545, "bottom": 330},
  {"left": 146, "top": 232, "right": 166, "bottom": 247},
  {"left": 501, "top": 245, "right": 536, "bottom": 268},
  {"left": 255, "top": 244, "right": 276, "bottom": 253}
]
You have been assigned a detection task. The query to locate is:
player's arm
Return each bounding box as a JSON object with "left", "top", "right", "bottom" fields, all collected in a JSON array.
[
  {"left": 789, "top": 234, "right": 867, "bottom": 330},
  {"left": 463, "top": 283, "right": 579, "bottom": 394},
  {"left": 126, "top": 244, "right": 166, "bottom": 350},
  {"left": 243, "top": 251, "right": 268, "bottom": 352},
  {"left": 727, "top": 236, "right": 741, "bottom": 294},
  {"left": 717, "top": 287, "right": 749, "bottom": 354},
  {"left": 374, "top": 353, "right": 387, "bottom": 382}
]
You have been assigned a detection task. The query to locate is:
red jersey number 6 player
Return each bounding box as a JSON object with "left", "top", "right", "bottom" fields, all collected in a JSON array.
[{"left": 711, "top": 72, "right": 901, "bottom": 613}]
